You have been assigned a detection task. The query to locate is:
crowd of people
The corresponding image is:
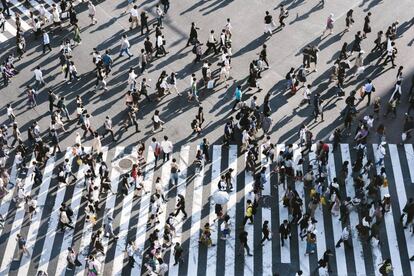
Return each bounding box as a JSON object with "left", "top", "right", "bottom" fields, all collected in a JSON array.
[{"left": 0, "top": 0, "right": 414, "bottom": 275}]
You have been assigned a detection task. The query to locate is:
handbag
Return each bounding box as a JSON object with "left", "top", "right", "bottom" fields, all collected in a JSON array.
[
  {"left": 207, "top": 80, "right": 214, "bottom": 89},
  {"left": 129, "top": 16, "right": 132, "bottom": 22},
  {"left": 359, "top": 86, "right": 365, "bottom": 98}
]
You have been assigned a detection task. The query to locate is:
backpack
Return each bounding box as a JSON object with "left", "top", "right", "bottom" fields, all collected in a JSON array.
[{"left": 192, "top": 45, "right": 197, "bottom": 54}]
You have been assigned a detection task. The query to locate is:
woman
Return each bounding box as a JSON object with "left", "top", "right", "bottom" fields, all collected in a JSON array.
[
  {"left": 220, "top": 214, "right": 231, "bottom": 240},
  {"left": 73, "top": 24, "right": 81, "bottom": 45},
  {"left": 362, "top": 12, "right": 372, "bottom": 38},
  {"left": 25, "top": 195, "right": 38, "bottom": 220},
  {"left": 305, "top": 232, "right": 317, "bottom": 255},
  {"left": 87, "top": 1, "right": 97, "bottom": 25},
  {"left": 199, "top": 223, "right": 215, "bottom": 247},
  {"left": 352, "top": 50, "right": 365, "bottom": 77},
  {"left": 344, "top": 9, "right": 354, "bottom": 32},
  {"left": 66, "top": 247, "right": 82, "bottom": 270},
  {"left": 322, "top": 14, "right": 334, "bottom": 36},
  {"left": 152, "top": 109, "right": 165, "bottom": 133}
]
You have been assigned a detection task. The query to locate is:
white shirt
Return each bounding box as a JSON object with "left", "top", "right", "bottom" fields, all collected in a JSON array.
[
  {"left": 128, "top": 71, "right": 137, "bottom": 84},
  {"left": 377, "top": 145, "right": 386, "bottom": 158},
  {"left": 34, "top": 69, "right": 43, "bottom": 81},
  {"left": 303, "top": 87, "right": 311, "bottom": 100},
  {"left": 160, "top": 140, "right": 173, "bottom": 153},
  {"left": 7, "top": 107, "right": 13, "bottom": 116},
  {"left": 208, "top": 33, "right": 215, "bottom": 44},
  {"left": 43, "top": 33, "right": 50, "bottom": 44},
  {"left": 130, "top": 8, "right": 139, "bottom": 17}
]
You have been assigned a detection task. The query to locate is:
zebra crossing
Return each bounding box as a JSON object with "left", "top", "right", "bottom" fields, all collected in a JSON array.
[
  {"left": 0, "top": 0, "right": 76, "bottom": 43},
  {"left": 0, "top": 143, "right": 413, "bottom": 276}
]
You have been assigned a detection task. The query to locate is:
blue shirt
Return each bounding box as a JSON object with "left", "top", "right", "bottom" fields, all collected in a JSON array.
[{"left": 235, "top": 88, "right": 242, "bottom": 100}]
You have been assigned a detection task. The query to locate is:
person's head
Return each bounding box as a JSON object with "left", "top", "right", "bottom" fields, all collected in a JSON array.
[
  {"left": 172, "top": 158, "right": 177, "bottom": 163},
  {"left": 265, "top": 11, "right": 269, "bottom": 15},
  {"left": 164, "top": 135, "right": 168, "bottom": 141}
]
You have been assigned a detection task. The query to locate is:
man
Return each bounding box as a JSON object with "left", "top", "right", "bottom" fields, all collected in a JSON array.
[
  {"left": 138, "top": 49, "right": 148, "bottom": 74},
  {"left": 34, "top": 66, "right": 45, "bottom": 90},
  {"left": 264, "top": 11, "right": 273, "bottom": 36},
  {"left": 103, "top": 213, "right": 118, "bottom": 240},
  {"left": 205, "top": 30, "right": 218, "bottom": 55},
  {"left": 161, "top": 0, "right": 170, "bottom": 13},
  {"left": 359, "top": 79, "right": 375, "bottom": 106},
  {"left": 174, "top": 194, "right": 187, "bottom": 218},
  {"left": 260, "top": 220, "right": 271, "bottom": 245},
  {"left": 59, "top": 206, "right": 74, "bottom": 232},
  {"left": 239, "top": 231, "right": 253, "bottom": 256},
  {"left": 335, "top": 225, "right": 352, "bottom": 248},
  {"left": 161, "top": 136, "right": 173, "bottom": 162},
  {"left": 48, "top": 89, "right": 58, "bottom": 114},
  {"left": 155, "top": 4, "right": 164, "bottom": 28},
  {"left": 170, "top": 158, "right": 179, "bottom": 186},
  {"left": 317, "top": 249, "right": 333, "bottom": 273},
  {"left": 279, "top": 219, "right": 291, "bottom": 247},
  {"left": 313, "top": 92, "right": 324, "bottom": 122},
  {"left": 56, "top": 96, "right": 70, "bottom": 121},
  {"left": 118, "top": 35, "right": 133, "bottom": 59},
  {"left": 50, "top": 129, "right": 61, "bottom": 155},
  {"left": 383, "top": 41, "right": 397, "bottom": 68},
  {"left": 232, "top": 85, "right": 242, "bottom": 110},
  {"left": 187, "top": 22, "right": 199, "bottom": 46},
  {"left": 121, "top": 105, "right": 140, "bottom": 133},
  {"left": 1, "top": 1, "right": 11, "bottom": 17},
  {"left": 140, "top": 11, "right": 149, "bottom": 35},
  {"left": 42, "top": 30, "right": 52, "bottom": 53},
  {"left": 173, "top": 242, "right": 183, "bottom": 265},
  {"left": 375, "top": 142, "right": 386, "bottom": 166},
  {"left": 259, "top": 44, "right": 270, "bottom": 68},
  {"left": 129, "top": 5, "right": 139, "bottom": 29},
  {"left": 101, "top": 50, "right": 113, "bottom": 74},
  {"left": 103, "top": 116, "right": 116, "bottom": 141}
]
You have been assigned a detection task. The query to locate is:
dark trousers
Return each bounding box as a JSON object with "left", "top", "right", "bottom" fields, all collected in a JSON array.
[
  {"left": 163, "top": 152, "right": 170, "bottom": 162},
  {"left": 205, "top": 43, "right": 218, "bottom": 55},
  {"left": 43, "top": 43, "right": 52, "bottom": 53},
  {"left": 260, "top": 233, "right": 270, "bottom": 244},
  {"left": 174, "top": 206, "right": 187, "bottom": 218},
  {"left": 336, "top": 238, "right": 352, "bottom": 248},
  {"left": 174, "top": 253, "right": 182, "bottom": 265},
  {"left": 360, "top": 92, "right": 372, "bottom": 106},
  {"left": 383, "top": 55, "right": 396, "bottom": 66},
  {"left": 60, "top": 222, "right": 74, "bottom": 231},
  {"left": 103, "top": 128, "right": 116, "bottom": 141},
  {"left": 280, "top": 233, "right": 289, "bottom": 246},
  {"left": 128, "top": 256, "right": 135, "bottom": 267},
  {"left": 141, "top": 23, "right": 149, "bottom": 35}
]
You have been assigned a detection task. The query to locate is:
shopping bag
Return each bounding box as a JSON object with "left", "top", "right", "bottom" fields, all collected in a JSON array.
[{"left": 207, "top": 80, "right": 214, "bottom": 89}]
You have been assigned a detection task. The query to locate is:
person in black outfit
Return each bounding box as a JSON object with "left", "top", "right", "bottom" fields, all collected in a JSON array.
[
  {"left": 362, "top": 12, "right": 372, "bottom": 39},
  {"left": 174, "top": 194, "right": 188, "bottom": 219},
  {"left": 1, "top": 0, "right": 11, "bottom": 17},
  {"left": 259, "top": 44, "right": 270, "bottom": 68},
  {"left": 239, "top": 231, "right": 253, "bottom": 256},
  {"left": 317, "top": 249, "right": 333, "bottom": 273},
  {"left": 140, "top": 11, "right": 149, "bottom": 35},
  {"left": 279, "top": 219, "right": 291, "bottom": 246},
  {"left": 187, "top": 22, "right": 199, "bottom": 46},
  {"left": 260, "top": 220, "right": 271, "bottom": 245}
]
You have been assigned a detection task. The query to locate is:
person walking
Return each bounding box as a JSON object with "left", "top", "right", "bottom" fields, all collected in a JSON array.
[
  {"left": 313, "top": 92, "right": 324, "bottom": 122},
  {"left": 260, "top": 220, "right": 271, "bottom": 245},
  {"left": 243, "top": 199, "right": 254, "bottom": 225},
  {"left": 359, "top": 79, "right": 376, "bottom": 106},
  {"left": 34, "top": 66, "right": 45, "bottom": 90},
  {"left": 129, "top": 5, "right": 139, "bottom": 30},
  {"left": 161, "top": 136, "right": 173, "bottom": 162},
  {"left": 173, "top": 242, "right": 183, "bottom": 265},
  {"left": 362, "top": 12, "right": 372, "bottom": 39},
  {"left": 322, "top": 14, "right": 335, "bottom": 36},
  {"left": 140, "top": 11, "right": 149, "bottom": 35},
  {"left": 66, "top": 247, "right": 82, "bottom": 270},
  {"left": 263, "top": 11, "right": 273, "bottom": 36},
  {"left": 379, "top": 258, "right": 393, "bottom": 275},
  {"left": 14, "top": 234, "right": 30, "bottom": 260},
  {"left": 187, "top": 22, "right": 199, "bottom": 46},
  {"left": 232, "top": 85, "right": 242, "bottom": 111},
  {"left": 239, "top": 231, "right": 253, "bottom": 256},
  {"left": 279, "top": 219, "right": 291, "bottom": 247},
  {"left": 174, "top": 194, "right": 188, "bottom": 219},
  {"left": 103, "top": 116, "right": 116, "bottom": 141},
  {"left": 59, "top": 206, "right": 74, "bottom": 232},
  {"left": 336, "top": 225, "right": 352, "bottom": 248},
  {"left": 118, "top": 35, "right": 133, "bottom": 59},
  {"left": 42, "top": 30, "right": 52, "bottom": 54},
  {"left": 375, "top": 142, "right": 386, "bottom": 166},
  {"left": 317, "top": 249, "right": 334, "bottom": 273}
]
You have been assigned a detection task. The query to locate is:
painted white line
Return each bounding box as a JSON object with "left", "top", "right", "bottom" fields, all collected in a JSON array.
[
  {"left": 372, "top": 144, "right": 403, "bottom": 276},
  {"left": 327, "top": 145, "right": 347, "bottom": 275},
  {"left": 111, "top": 147, "right": 139, "bottom": 276},
  {"left": 277, "top": 144, "right": 291, "bottom": 264},
  {"left": 129, "top": 146, "right": 155, "bottom": 275},
  {"left": 261, "top": 144, "right": 272, "bottom": 276},
  {"left": 293, "top": 145, "right": 310, "bottom": 275},
  {"left": 206, "top": 145, "right": 222, "bottom": 275},
  {"left": 0, "top": 154, "right": 36, "bottom": 273},
  {"left": 186, "top": 147, "right": 206, "bottom": 275},
  {"left": 99, "top": 146, "right": 124, "bottom": 275},
  {"left": 403, "top": 144, "right": 414, "bottom": 184},
  {"left": 49, "top": 147, "right": 91, "bottom": 274},
  {"left": 168, "top": 146, "right": 190, "bottom": 276},
  {"left": 8, "top": 0, "right": 35, "bottom": 30},
  {"left": 243, "top": 149, "right": 254, "bottom": 275},
  {"left": 388, "top": 144, "right": 414, "bottom": 275},
  {"left": 340, "top": 144, "right": 367, "bottom": 276},
  {"left": 16, "top": 156, "right": 55, "bottom": 276},
  {"left": 309, "top": 148, "right": 326, "bottom": 266},
  {"left": 36, "top": 148, "right": 74, "bottom": 273},
  {"left": 224, "top": 145, "right": 237, "bottom": 276},
  {"left": 72, "top": 148, "right": 108, "bottom": 276}
]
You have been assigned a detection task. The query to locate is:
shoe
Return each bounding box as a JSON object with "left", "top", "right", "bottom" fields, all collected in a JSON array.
[{"left": 248, "top": 253, "right": 253, "bottom": 256}]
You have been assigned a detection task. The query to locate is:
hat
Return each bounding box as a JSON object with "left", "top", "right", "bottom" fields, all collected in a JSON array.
[{"left": 384, "top": 194, "right": 390, "bottom": 198}]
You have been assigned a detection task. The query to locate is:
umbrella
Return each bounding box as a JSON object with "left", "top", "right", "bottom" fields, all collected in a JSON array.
[{"left": 212, "top": 191, "right": 229, "bottom": 205}]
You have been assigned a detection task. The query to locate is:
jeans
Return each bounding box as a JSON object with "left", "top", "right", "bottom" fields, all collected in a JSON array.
[
  {"left": 119, "top": 48, "right": 132, "bottom": 58},
  {"left": 170, "top": 172, "right": 178, "bottom": 186}
]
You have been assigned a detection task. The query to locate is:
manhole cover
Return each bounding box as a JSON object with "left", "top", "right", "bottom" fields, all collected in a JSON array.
[{"left": 119, "top": 158, "right": 133, "bottom": 169}]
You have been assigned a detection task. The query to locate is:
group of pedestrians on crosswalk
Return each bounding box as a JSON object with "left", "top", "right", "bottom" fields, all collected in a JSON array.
[{"left": 0, "top": 141, "right": 414, "bottom": 275}]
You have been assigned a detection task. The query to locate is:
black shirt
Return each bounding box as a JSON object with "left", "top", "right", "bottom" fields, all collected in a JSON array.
[{"left": 264, "top": 15, "right": 272, "bottom": 24}]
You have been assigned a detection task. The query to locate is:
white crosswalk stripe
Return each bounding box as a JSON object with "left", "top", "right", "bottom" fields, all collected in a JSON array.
[{"left": 1, "top": 144, "right": 414, "bottom": 275}]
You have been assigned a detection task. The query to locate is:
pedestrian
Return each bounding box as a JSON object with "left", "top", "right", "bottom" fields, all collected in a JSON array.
[
  {"left": 173, "top": 242, "right": 183, "bottom": 265},
  {"left": 103, "top": 116, "right": 116, "bottom": 141},
  {"left": 14, "top": 234, "right": 30, "bottom": 260},
  {"left": 264, "top": 11, "right": 274, "bottom": 36},
  {"left": 362, "top": 12, "right": 372, "bottom": 38},
  {"left": 59, "top": 206, "right": 74, "bottom": 232},
  {"left": 359, "top": 79, "right": 376, "bottom": 106},
  {"left": 375, "top": 142, "right": 386, "bottom": 166},
  {"left": 129, "top": 5, "right": 139, "bottom": 30},
  {"left": 322, "top": 14, "right": 335, "bottom": 36},
  {"left": 279, "top": 219, "right": 291, "bottom": 246},
  {"left": 243, "top": 199, "right": 254, "bottom": 225},
  {"left": 305, "top": 232, "right": 317, "bottom": 255},
  {"left": 261, "top": 220, "right": 271, "bottom": 245},
  {"left": 42, "top": 30, "right": 52, "bottom": 54},
  {"left": 279, "top": 5, "right": 289, "bottom": 29},
  {"left": 73, "top": 24, "right": 81, "bottom": 45},
  {"left": 155, "top": 4, "right": 164, "bottom": 28},
  {"left": 313, "top": 92, "right": 324, "bottom": 122},
  {"left": 379, "top": 258, "right": 393, "bottom": 275},
  {"left": 336, "top": 225, "right": 352, "bottom": 248},
  {"left": 87, "top": 1, "right": 97, "bottom": 25},
  {"left": 317, "top": 249, "right": 333, "bottom": 273},
  {"left": 140, "top": 11, "right": 149, "bottom": 35},
  {"left": 174, "top": 194, "right": 187, "bottom": 219},
  {"left": 152, "top": 110, "right": 165, "bottom": 133},
  {"left": 232, "top": 85, "right": 242, "bottom": 110},
  {"left": 344, "top": 9, "right": 354, "bottom": 32},
  {"left": 239, "top": 230, "right": 253, "bottom": 256},
  {"left": 34, "top": 66, "right": 45, "bottom": 90},
  {"left": 66, "top": 247, "right": 82, "bottom": 270},
  {"left": 118, "top": 34, "right": 133, "bottom": 59},
  {"left": 187, "top": 22, "right": 199, "bottom": 46},
  {"left": 205, "top": 30, "right": 218, "bottom": 55}
]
